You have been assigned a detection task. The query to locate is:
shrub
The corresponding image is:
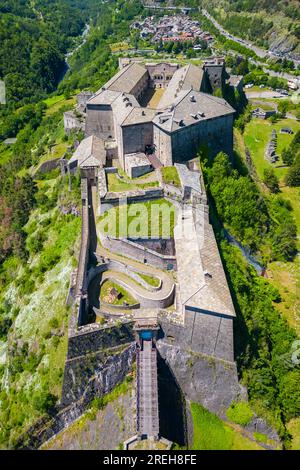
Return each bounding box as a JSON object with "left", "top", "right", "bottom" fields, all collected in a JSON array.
[
  {"left": 33, "top": 391, "right": 56, "bottom": 413},
  {"left": 51, "top": 336, "right": 60, "bottom": 348},
  {"left": 263, "top": 168, "right": 280, "bottom": 193},
  {"left": 49, "top": 317, "right": 59, "bottom": 329},
  {"left": 226, "top": 401, "right": 254, "bottom": 426}
]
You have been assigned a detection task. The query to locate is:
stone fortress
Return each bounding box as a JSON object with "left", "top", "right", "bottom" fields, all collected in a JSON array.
[
  {"left": 65, "top": 57, "right": 238, "bottom": 176},
  {"left": 26, "top": 58, "right": 278, "bottom": 450}
]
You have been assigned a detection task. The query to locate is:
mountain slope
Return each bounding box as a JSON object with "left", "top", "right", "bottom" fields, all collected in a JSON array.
[
  {"left": 200, "top": 0, "right": 300, "bottom": 60},
  {"left": 0, "top": 0, "right": 96, "bottom": 106}
]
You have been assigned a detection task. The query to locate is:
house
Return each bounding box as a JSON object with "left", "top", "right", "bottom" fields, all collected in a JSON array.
[{"left": 280, "top": 127, "right": 294, "bottom": 135}]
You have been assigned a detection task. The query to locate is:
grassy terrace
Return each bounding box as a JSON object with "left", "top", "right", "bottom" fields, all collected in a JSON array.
[
  {"left": 106, "top": 172, "right": 158, "bottom": 192},
  {"left": 43, "top": 94, "right": 76, "bottom": 116},
  {"left": 137, "top": 273, "right": 160, "bottom": 288},
  {"left": 244, "top": 118, "right": 300, "bottom": 181},
  {"left": 98, "top": 199, "right": 176, "bottom": 239},
  {"left": 161, "top": 166, "right": 181, "bottom": 188},
  {"left": 100, "top": 279, "right": 136, "bottom": 306}
]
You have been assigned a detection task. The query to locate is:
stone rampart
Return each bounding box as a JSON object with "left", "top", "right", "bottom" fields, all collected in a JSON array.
[
  {"left": 100, "top": 234, "right": 177, "bottom": 270},
  {"left": 17, "top": 342, "right": 136, "bottom": 449},
  {"left": 62, "top": 342, "right": 136, "bottom": 406},
  {"left": 101, "top": 187, "right": 164, "bottom": 206},
  {"left": 157, "top": 315, "right": 243, "bottom": 417},
  {"left": 67, "top": 322, "right": 135, "bottom": 358},
  {"left": 34, "top": 157, "right": 61, "bottom": 176}
]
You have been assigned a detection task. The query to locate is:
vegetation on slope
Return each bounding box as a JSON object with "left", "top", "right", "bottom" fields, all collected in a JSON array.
[
  {"left": 0, "top": 0, "right": 148, "bottom": 449},
  {"left": 190, "top": 402, "right": 264, "bottom": 450},
  {"left": 0, "top": 173, "right": 81, "bottom": 448},
  {"left": 201, "top": 0, "right": 300, "bottom": 59},
  {"left": 0, "top": 0, "right": 100, "bottom": 106},
  {"left": 202, "top": 151, "right": 297, "bottom": 262},
  {"left": 201, "top": 148, "right": 300, "bottom": 444}
]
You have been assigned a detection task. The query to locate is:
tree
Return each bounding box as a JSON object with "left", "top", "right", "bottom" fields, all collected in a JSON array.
[
  {"left": 282, "top": 147, "right": 294, "bottom": 166},
  {"left": 33, "top": 391, "right": 56, "bottom": 414},
  {"left": 235, "top": 58, "right": 249, "bottom": 76},
  {"left": 277, "top": 100, "right": 289, "bottom": 117},
  {"left": 263, "top": 168, "right": 280, "bottom": 193},
  {"left": 285, "top": 156, "right": 300, "bottom": 187}
]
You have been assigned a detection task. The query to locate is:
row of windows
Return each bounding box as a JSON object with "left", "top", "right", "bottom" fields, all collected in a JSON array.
[{"left": 153, "top": 75, "right": 172, "bottom": 81}]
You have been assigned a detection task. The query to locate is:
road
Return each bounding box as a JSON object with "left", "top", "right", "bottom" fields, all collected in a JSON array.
[
  {"left": 202, "top": 9, "right": 300, "bottom": 71},
  {"left": 246, "top": 91, "right": 287, "bottom": 99},
  {"left": 202, "top": 9, "right": 267, "bottom": 59}
]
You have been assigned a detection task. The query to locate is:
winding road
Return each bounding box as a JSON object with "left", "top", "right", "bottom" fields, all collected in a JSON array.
[
  {"left": 88, "top": 184, "right": 175, "bottom": 312},
  {"left": 95, "top": 244, "right": 175, "bottom": 308},
  {"left": 202, "top": 9, "right": 300, "bottom": 70}
]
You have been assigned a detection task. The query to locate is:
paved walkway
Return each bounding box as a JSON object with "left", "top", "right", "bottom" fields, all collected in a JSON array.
[{"left": 96, "top": 246, "right": 175, "bottom": 304}]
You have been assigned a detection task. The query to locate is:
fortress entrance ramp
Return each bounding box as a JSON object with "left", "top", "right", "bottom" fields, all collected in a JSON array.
[{"left": 134, "top": 311, "right": 160, "bottom": 439}]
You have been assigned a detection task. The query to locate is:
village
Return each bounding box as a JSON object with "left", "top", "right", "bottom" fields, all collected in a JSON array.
[{"left": 130, "top": 14, "right": 214, "bottom": 48}]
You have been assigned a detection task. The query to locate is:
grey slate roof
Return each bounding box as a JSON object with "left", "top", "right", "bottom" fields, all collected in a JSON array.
[
  {"left": 69, "top": 135, "right": 106, "bottom": 168},
  {"left": 87, "top": 89, "right": 121, "bottom": 106},
  {"left": 104, "top": 62, "right": 148, "bottom": 94},
  {"left": 111, "top": 93, "right": 140, "bottom": 125},
  {"left": 174, "top": 203, "right": 235, "bottom": 318},
  {"left": 175, "top": 163, "right": 203, "bottom": 194},
  {"left": 154, "top": 89, "right": 235, "bottom": 132},
  {"left": 157, "top": 64, "right": 204, "bottom": 109},
  {"left": 121, "top": 107, "right": 157, "bottom": 126}
]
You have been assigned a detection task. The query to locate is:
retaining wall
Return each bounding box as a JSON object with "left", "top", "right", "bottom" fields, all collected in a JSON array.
[
  {"left": 34, "top": 157, "right": 61, "bottom": 176},
  {"left": 105, "top": 259, "right": 162, "bottom": 292},
  {"left": 100, "top": 234, "right": 177, "bottom": 270},
  {"left": 100, "top": 273, "right": 174, "bottom": 309},
  {"left": 100, "top": 188, "right": 164, "bottom": 211}
]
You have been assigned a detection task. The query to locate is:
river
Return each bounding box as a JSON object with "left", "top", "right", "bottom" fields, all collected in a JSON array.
[
  {"left": 224, "top": 229, "right": 266, "bottom": 276},
  {"left": 58, "top": 23, "right": 91, "bottom": 84}
]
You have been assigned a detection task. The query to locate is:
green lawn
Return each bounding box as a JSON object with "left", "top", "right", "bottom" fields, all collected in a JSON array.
[
  {"left": 190, "top": 403, "right": 264, "bottom": 450},
  {"left": 287, "top": 417, "right": 300, "bottom": 450},
  {"left": 98, "top": 199, "right": 176, "bottom": 239},
  {"left": 246, "top": 86, "right": 272, "bottom": 93},
  {"left": 43, "top": 94, "right": 76, "bottom": 116},
  {"left": 107, "top": 172, "right": 158, "bottom": 192},
  {"left": 161, "top": 166, "right": 181, "bottom": 188},
  {"left": 244, "top": 118, "right": 300, "bottom": 182},
  {"left": 100, "top": 279, "right": 136, "bottom": 305},
  {"left": 137, "top": 273, "right": 160, "bottom": 288}
]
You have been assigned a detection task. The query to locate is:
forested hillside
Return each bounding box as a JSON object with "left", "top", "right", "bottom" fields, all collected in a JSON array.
[
  {"left": 0, "top": 0, "right": 147, "bottom": 448},
  {"left": 0, "top": 0, "right": 100, "bottom": 106}
]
